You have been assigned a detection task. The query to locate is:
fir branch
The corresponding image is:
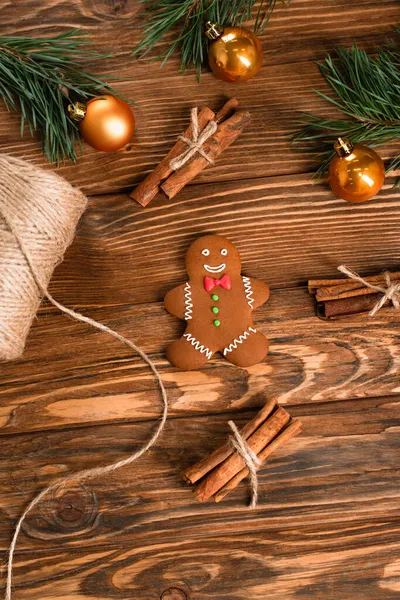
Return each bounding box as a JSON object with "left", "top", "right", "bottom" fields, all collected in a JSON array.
[
  {"left": 292, "top": 35, "right": 400, "bottom": 179},
  {"left": 0, "top": 29, "right": 128, "bottom": 164},
  {"left": 133, "top": 0, "right": 290, "bottom": 74}
]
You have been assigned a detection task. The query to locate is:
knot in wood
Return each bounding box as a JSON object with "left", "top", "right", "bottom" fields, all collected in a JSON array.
[
  {"left": 85, "top": 0, "right": 133, "bottom": 19},
  {"left": 110, "top": 0, "right": 127, "bottom": 13},
  {"left": 24, "top": 482, "right": 98, "bottom": 540},
  {"left": 54, "top": 489, "right": 94, "bottom": 528},
  {"left": 160, "top": 588, "right": 188, "bottom": 600}
]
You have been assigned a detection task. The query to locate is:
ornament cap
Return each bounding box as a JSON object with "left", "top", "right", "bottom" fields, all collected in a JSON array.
[
  {"left": 334, "top": 137, "right": 354, "bottom": 157},
  {"left": 68, "top": 101, "right": 87, "bottom": 121},
  {"left": 205, "top": 21, "right": 224, "bottom": 41}
]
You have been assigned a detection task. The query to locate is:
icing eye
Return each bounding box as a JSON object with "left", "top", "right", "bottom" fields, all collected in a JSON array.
[
  {"left": 202, "top": 248, "right": 210, "bottom": 256},
  {"left": 221, "top": 248, "right": 228, "bottom": 256}
]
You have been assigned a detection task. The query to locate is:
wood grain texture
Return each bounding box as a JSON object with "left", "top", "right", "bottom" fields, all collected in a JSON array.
[
  {"left": 0, "top": 1, "right": 398, "bottom": 194},
  {"left": 0, "top": 398, "right": 398, "bottom": 548},
  {"left": 43, "top": 172, "right": 400, "bottom": 309},
  {"left": 0, "top": 398, "right": 399, "bottom": 598},
  {"left": 2, "top": 286, "right": 400, "bottom": 433},
  {"left": 1, "top": 2, "right": 400, "bottom": 599},
  {"left": 5, "top": 522, "right": 400, "bottom": 599}
]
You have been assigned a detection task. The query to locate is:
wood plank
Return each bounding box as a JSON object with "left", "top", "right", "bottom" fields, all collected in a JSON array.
[
  {"left": 0, "top": 1, "right": 398, "bottom": 194},
  {"left": 0, "top": 3, "right": 398, "bottom": 598},
  {"left": 0, "top": 397, "right": 398, "bottom": 553},
  {"left": 0, "top": 59, "right": 343, "bottom": 194},
  {"left": 0, "top": 0, "right": 398, "bottom": 597},
  {"left": 50, "top": 172, "right": 400, "bottom": 307},
  {"left": 2, "top": 286, "right": 400, "bottom": 433},
  {"left": 4, "top": 520, "right": 400, "bottom": 599},
  {"left": 0, "top": 0, "right": 397, "bottom": 70}
]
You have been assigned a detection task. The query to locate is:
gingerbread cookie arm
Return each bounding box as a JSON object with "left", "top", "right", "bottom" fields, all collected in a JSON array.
[
  {"left": 164, "top": 282, "right": 191, "bottom": 320},
  {"left": 243, "top": 276, "right": 270, "bottom": 310}
]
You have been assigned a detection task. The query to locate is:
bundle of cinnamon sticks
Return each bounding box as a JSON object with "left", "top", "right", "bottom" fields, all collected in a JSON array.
[
  {"left": 309, "top": 270, "right": 400, "bottom": 319},
  {"left": 130, "top": 98, "right": 250, "bottom": 207},
  {"left": 182, "top": 399, "right": 301, "bottom": 503}
]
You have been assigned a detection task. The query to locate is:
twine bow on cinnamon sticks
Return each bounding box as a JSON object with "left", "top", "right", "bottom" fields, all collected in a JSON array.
[
  {"left": 169, "top": 107, "right": 218, "bottom": 171},
  {"left": 338, "top": 265, "right": 400, "bottom": 316},
  {"left": 182, "top": 400, "right": 301, "bottom": 506},
  {"left": 228, "top": 420, "right": 262, "bottom": 508},
  {"left": 309, "top": 265, "right": 400, "bottom": 320},
  {"left": 130, "top": 98, "right": 250, "bottom": 206}
]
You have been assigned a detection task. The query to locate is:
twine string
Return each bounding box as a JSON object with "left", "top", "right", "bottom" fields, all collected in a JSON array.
[
  {"left": 338, "top": 265, "right": 400, "bottom": 316},
  {"left": 2, "top": 209, "right": 168, "bottom": 600},
  {"left": 169, "top": 107, "right": 218, "bottom": 171},
  {"left": 228, "top": 421, "right": 261, "bottom": 509}
]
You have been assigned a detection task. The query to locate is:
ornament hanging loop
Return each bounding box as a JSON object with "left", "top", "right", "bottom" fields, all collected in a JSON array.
[
  {"left": 68, "top": 101, "right": 87, "bottom": 121},
  {"left": 334, "top": 137, "right": 354, "bottom": 157},
  {"left": 205, "top": 21, "right": 224, "bottom": 41}
]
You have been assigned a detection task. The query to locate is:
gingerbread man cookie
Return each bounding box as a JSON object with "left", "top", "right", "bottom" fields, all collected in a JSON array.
[{"left": 164, "top": 235, "right": 270, "bottom": 370}]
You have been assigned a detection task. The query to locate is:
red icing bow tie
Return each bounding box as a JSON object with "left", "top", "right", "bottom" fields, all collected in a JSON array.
[{"left": 204, "top": 274, "right": 231, "bottom": 292}]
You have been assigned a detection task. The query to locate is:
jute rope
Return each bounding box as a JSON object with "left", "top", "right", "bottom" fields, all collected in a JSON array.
[
  {"left": 338, "top": 265, "right": 400, "bottom": 316},
  {"left": 228, "top": 421, "right": 261, "bottom": 508},
  {"left": 169, "top": 107, "right": 217, "bottom": 171},
  {"left": 0, "top": 155, "right": 168, "bottom": 600},
  {"left": 0, "top": 155, "right": 89, "bottom": 360}
]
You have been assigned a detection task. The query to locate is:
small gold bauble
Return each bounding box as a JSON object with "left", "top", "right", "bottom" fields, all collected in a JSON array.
[
  {"left": 206, "top": 22, "right": 262, "bottom": 83},
  {"left": 70, "top": 95, "right": 135, "bottom": 152},
  {"left": 328, "top": 137, "right": 385, "bottom": 203}
]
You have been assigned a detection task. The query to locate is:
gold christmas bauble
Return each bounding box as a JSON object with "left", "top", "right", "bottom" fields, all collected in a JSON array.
[
  {"left": 328, "top": 137, "right": 385, "bottom": 203},
  {"left": 70, "top": 95, "right": 135, "bottom": 152},
  {"left": 205, "top": 22, "right": 262, "bottom": 83}
]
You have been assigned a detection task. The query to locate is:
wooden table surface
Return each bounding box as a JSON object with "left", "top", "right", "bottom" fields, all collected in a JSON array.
[{"left": 1, "top": 1, "right": 400, "bottom": 599}]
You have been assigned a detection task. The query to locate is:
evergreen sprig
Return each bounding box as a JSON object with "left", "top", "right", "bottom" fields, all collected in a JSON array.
[
  {"left": 0, "top": 29, "right": 126, "bottom": 164},
  {"left": 292, "top": 34, "right": 400, "bottom": 178},
  {"left": 134, "top": 0, "right": 289, "bottom": 75}
]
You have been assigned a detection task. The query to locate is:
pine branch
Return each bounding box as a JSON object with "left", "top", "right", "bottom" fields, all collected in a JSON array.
[
  {"left": 0, "top": 29, "right": 129, "bottom": 164},
  {"left": 133, "top": 0, "right": 290, "bottom": 75},
  {"left": 292, "top": 34, "right": 400, "bottom": 179}
]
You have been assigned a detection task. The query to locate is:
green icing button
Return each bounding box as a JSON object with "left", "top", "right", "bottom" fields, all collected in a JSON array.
[
  {"left": 212, "top": 307, "right": 219, "bottom": 314},
  {"left": 213, "top": 319, "right": 221, "bottom": 327},
  {"left": 211, "top": 294, "right": 219, "bottom": 301}
]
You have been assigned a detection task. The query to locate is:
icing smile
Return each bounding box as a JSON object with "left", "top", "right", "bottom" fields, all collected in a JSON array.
[{"left": 204, "top": 263, "right": 226, "bottom": 274}]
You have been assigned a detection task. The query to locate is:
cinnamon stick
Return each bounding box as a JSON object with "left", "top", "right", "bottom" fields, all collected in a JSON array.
[
  {"left": 183, "top": 398, "right": 277, "bottom": 485},
  {"left": 308, "top": 271, "right": 400, "bottom": 292},
  {"left": 214, "top": 419, "right": 302, "bottom": 503},
  {"left": 317, "top": 293, "right": 388, "bottom": 320},
  {"left": 130, "top": 98, "right": 239, "bottom": 207},
  {"left": 309, "top": 269, "right": 400, "bottom": 319},
  {"left": 161, "top": 109, "right": 251, "bottom": 200},
  {"left": 193, "top": 406, "right": 290, "bottom": 502},
  {"left": 309, "top": 271, "right": 400, "bottom": 301},
  {"left": 215, "top": 97, "right": 239, "bottom": 123},
  {"left": 130, "top": 106, "right": 215, "bottom": 207}
]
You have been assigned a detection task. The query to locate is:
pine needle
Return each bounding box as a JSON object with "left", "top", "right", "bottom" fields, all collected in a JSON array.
[
  {"left": 133, "top": 0, "right": 290, "bottom": 74},
  {"left": 0, "top": 29, "right": 131, "bottom": 164},
  {"left": 292, "top": 32, "right": 400, "bottom": 180}
]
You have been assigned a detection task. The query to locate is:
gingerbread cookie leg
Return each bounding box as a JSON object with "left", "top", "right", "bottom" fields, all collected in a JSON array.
[
  {"left": 222, "top": 328, "right": 269, "bottom": 368},
  {"left": 166, "top": 334, "right": 214, "bottom": 370}
]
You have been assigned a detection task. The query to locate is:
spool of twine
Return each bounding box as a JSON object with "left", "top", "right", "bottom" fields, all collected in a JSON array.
[
  {"left": 0, "top": 154, "right": 168, "bottom": 600},
  {"left": 0, "top": 154, "right": 87, "bottom": 360}
]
